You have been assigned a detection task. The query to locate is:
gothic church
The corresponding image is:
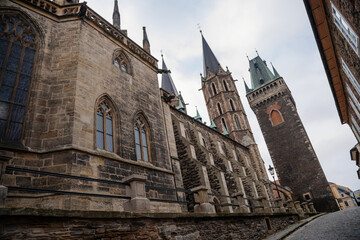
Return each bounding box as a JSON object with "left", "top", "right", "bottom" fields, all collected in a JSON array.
[{"left": 0, "top": 0, "right": 335, "bottom": 215}]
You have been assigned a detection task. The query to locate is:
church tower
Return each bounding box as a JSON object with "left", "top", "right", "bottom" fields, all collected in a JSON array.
[
  {"left": 245, "top": 55, "right": 339, "bottom": 212},
  {"left": 200, "top": 34, "right": 268, "bottom": 181}
]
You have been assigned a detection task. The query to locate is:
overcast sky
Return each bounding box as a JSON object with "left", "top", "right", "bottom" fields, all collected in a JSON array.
[{"left": 85, "top": 0, "right": 359, "bottom": 191}]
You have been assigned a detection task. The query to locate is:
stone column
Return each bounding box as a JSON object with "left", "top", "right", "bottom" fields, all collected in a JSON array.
[
  {"left": 233, "top": 191, "right": 250, "bottom": 213},
  {"left": 287, "top": 200, "right": 297, "bottom": 214},
  {"left": 308, "top": 201, "right": 317, "bottom": 213},
  {"left": 294, "top": 201, "right": 304, "bottom": 217},
  {"left": 301, "top": 202, "right": 310, "bottom": 214},
  {"left": 275, "top": 199, "right": 286, "bottom": 213},
  {"left": 260, "top": 197, "right": 271, "bottom": 214},
  {"left": 191, "top": 186, "right": 215, "bottom": 214},
  {"left": 0, "top": 151, "right": 13, "bottom": 208},
  {"left": 123, "top": 174, "right": 150, "bottom": 212}
]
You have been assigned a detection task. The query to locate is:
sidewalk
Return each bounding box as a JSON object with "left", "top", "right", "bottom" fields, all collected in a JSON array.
[{"left": 265, "top": 213, "right": 326, "bottom": 240}]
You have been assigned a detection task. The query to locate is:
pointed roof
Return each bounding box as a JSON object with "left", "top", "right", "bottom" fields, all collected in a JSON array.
[
  {"left": 271, "top": 62, "right": 281, "bottom": 79},
  {"left": 176, "top": 98, "right": 185, "bottom": 112},
  {"left": 201, "top": 33, "right": 221, "bottom": 77},
  {"left": 244, "top": 80, "right": 252, "bottom": 93},
  {"left": 112, "top": 0, "right": 120, "bottom": 29},
  {"left": 222, "top": 124, "right": 229, "bottom": 136},
  {"left": 142, "top": 26, "right": 150, "bottom": 53},
  {"left": 161, "top": 56, "right": 179, "bottom": 96},
  {"left": 209, "top": 118, "right": 217, "bottom": 129},
  {"left": 194, "top": 107, "right": 202, "bottom": 122},
  {"left": 248, "top": 55, "right": 277, "bottom": 92}
]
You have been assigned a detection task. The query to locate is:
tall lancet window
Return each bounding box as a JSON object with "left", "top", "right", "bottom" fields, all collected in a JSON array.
[
  {"left": 222, "top": 118, "right": 227, "bottom": 130},
  {"left": 230, "top": 99, "right": 235, "bottom": 111},
  {"left": 134, "top": 115, "right": 151, "bottom": 162},
  {"left": 217, "top": 103, "right": 223, "bottom": 115},
  {"left": 0, "top": 13, "right": 37, "bottom": 143},
  {"left": 96, "top": 100, "right": 114, "bottom": 151},
  {"left": 223, "top": 80, "right": 229, "bottom": 91},
  {"left": 235, "top": 116, "right": 241, "bottom": 130},
  {"left": 212, "top": 83, "right": 217, "bottom": 95}
]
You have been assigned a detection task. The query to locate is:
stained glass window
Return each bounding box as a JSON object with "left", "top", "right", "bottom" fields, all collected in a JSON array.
[
  {"left": 96, "top": 100, "right": 113, "bottom": 151},
  {"left": 134, "top": 115, "right": 150, "bottom": 162},
  {"left": 0, "top": 13, "right": 37, "bottom": 143}
]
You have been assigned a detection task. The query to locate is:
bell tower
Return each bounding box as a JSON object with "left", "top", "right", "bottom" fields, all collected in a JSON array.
[
  {"left": 245, "top": 55, "right": 339, "bottom": 212},
  {"left": 200, "top": 33, "right": 268, "bottom": 181}
]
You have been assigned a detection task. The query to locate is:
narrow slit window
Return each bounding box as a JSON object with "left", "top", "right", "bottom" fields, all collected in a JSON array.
[
  {"left": 223, "top": 80, "right": 229, "bottom": 91},
  {"left": 230, "top": 99, "right": 235, "bottom": 111},
  {"left": 212, "top": 83, "right": 217, "bottom": 95},
  {"left": 235, "top": 116, "right": 241, "bottom": 130},
  {"left": 217, "top": 103, "right": 222, "bottom": 115}
]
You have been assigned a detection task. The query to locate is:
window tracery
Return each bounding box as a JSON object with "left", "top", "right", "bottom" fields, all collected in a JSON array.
[
  {"left": 134, "top": 115, "right": 151, "bottom": 162},
  {"left": 0, "top": 13, "right": 37, "bottom": 143},
  {"left": 113, "top": 51, "right": 130, "bottom": 74},
  {"left": 96, "top": 100, "right": 114, "bottom": 151}
]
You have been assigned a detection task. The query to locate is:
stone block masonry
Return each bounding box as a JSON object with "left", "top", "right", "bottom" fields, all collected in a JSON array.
[{"left": 0, "top": 208, "right": 300, "bottom": 240}]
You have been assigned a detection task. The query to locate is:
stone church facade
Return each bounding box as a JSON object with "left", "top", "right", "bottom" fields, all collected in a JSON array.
[{"left": 0, "top": 0, "right": 323, "bottom": 221}]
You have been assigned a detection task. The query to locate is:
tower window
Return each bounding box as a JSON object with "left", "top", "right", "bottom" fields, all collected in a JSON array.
[
  {"left": 260, "top": 79, "right": 264, "bottom": 84},
  {"left": 270, "top": 110, "right": 284, "bottom": 126},
  {"left": 222, "top": 118, "right": 227, "bottom": 130},
  {"left": 223, "top": 80, "right": 229, "bottom": 91},
  {"left": 217, "top": 103, "right": 222, "bottom": 115},
  {"left": 134, "top": 115, "right": 151, "bottom": 162},
  {"left": 235, "top": 116, "right": 241, "bottom": 130},
  {"left": 212, "top": 83, "right": 217, "bottom": 95},
  {"left": 230, "top": 99, "right": 235, "bottom": 111},
  {"left": 96, "top": 100, "right": 114, "bottom": 151},
  {"left": 0, "top": 14, "right": 37, "bottom": 143}
]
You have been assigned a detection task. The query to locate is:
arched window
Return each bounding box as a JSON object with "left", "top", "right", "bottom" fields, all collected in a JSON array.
[
  {"left": 212, "top": 83, "right": 217, "bottom": 95},
  {"left": 114, "top": 51, "right": 129, "bottom": 73},
  {"left": 96, "top": 100, "right": 114, "bottom": 151},
  {"left": 222, "top": 118, "right": 227, "bottom": 130},
  {"left": 235, "top": 116, "right": 241, "bottom": 130},
  {"left": 270, "top": 110, "right": 283, "bottom": 126},
  {"left": 217, "top": 103, "right": 222, "bottom": 115},
  {"left": 223, "top": 80, "right": 229, "bottom": 91},
  {"left": 0, "top": 13, "right": 37, "bottom": 143},
  {"left": 134, "top": 115, "right": 151, "bottom": 162},
  {"left": 230, "top": 99, "right": 235, "bottom": 111}
]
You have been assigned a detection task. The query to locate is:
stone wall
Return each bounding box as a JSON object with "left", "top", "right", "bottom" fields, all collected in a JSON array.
[{"left": 0, "top": 209, "right": 300, "bottom": 240}]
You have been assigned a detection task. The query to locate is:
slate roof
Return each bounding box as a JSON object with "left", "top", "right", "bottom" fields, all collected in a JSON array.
[
  {"left": 202, "top": 34, "right": 221, "bottom": 77},
  {"left": 161, "top": 56, "right": 179, "bottom": 96}
]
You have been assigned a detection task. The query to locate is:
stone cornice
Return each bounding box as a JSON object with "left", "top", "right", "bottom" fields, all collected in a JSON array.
[{"left": 10, "top": 0, "right": 158, "bottom": 70}]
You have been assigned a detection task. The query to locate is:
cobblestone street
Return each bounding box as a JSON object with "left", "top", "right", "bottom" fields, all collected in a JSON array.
[{"left": 285, "top": 207, "right": 360, "bottom": 240}]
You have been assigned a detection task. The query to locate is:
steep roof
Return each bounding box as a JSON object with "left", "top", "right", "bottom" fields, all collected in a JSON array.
[
  {"left": 202, "top": 34, "right": 221, "bottom": 77},
  {"left": 246, "top": 56, "right": 281, "bottom": 93},
  {"left": 161, "top": 56, "right": 179, "bottom": 96}
]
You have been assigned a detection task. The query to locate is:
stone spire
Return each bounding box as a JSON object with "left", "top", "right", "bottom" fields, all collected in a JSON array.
[
  {"left": 201, "top": 33, "right": 222, "bottom": 78},
  {"left": 113, "top": 0, "right": 120, "bottom": 29},
  {"left": 248, "top": 55, "right": 276, "bottom": 92},
  {"left": 143, "top": 26, "right": 151, "bottom": 54},
  {"left": 161, "top": 55, "right": 178, "bottom": 96}
]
